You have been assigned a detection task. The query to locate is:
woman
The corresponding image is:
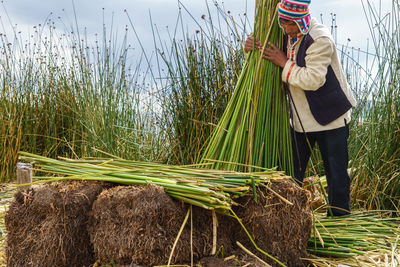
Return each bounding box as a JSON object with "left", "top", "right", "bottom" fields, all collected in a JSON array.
[{"left": 245, "top": 0, "right": 357, "bottom": 216}]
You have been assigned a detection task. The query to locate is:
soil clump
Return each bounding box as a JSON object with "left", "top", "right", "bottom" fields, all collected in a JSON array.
[
  {"left": 5, "top": 181, "right": 108, "bottom": 267},
  {"left": 232, "top": 179, "right": 313, "bottom": 266},
  {"left": 89, "top": 185, "right": 234, "bottom": 266}
]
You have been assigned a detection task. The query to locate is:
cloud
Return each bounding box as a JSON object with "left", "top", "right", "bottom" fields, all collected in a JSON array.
[{"left": 0, "top": 0, "right": 393, "bottom": 60}]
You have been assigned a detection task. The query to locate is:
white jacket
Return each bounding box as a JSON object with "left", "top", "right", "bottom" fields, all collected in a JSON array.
[{"left": 281, "top": 18, "right": 357, "bottom": 132}]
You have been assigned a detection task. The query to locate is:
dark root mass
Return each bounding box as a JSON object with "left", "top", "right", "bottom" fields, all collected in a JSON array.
[
  {"left": 232, "top": 179, "right": 312, "bottom": 267},
  {"left": 6, "top": 181, "right": 109, "bottom": 267},
  {"left": 89, "top": 185, "right": 233, "bottom": 266}
]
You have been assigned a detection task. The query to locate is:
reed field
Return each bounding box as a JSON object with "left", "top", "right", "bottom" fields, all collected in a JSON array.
[
  {"left": 0, "top": 14, "right": 169, "bottom": 182},
  {"left": 156, "top": 9, "right": 246, "bottom": 165},
  {"left": 0, "top": 0, "right": 400, "bottom": 265},
  {"left": 347, "top": 0, "right": 400, "bottom": 212}
]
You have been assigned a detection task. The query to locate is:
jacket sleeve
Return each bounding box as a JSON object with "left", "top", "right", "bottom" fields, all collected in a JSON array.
[{"left": 281, "top": 36, "right": 334, "bottom": 91}]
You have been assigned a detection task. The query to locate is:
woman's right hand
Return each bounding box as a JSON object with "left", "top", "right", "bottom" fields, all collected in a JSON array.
[{"left": 244, "top": 34, "right": 262, "bottom": 53}]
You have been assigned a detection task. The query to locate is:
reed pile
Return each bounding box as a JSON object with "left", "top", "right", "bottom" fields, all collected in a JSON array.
[
  {"left": 18, "top": 151, "right": 311, "bottom": 266},
  {"left": 308, "top": 211, "right": 400, "bottom": 261},
  {"left": 199, "top": 0, "right": 293, "bottom": 175},
  {"left": 19, "top": 151, "right": 290, "bottom": 213}
]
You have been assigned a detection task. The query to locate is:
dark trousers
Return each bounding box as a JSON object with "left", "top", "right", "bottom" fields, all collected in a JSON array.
[{"left": 292, "top": 125, "right": 351, "bottom": 216}]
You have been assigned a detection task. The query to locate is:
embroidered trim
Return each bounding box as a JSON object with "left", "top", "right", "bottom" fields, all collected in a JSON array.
[
  {"left": 286, "top": 62, "right": 296, "bottom": 83},
  {"left": 286, "top": 34, "right": 303, "bottom": 61}
]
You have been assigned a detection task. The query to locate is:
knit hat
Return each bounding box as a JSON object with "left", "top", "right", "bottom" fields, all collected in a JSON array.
[{"left": 278, "top": 0, "right": 311, "bottom": 35}]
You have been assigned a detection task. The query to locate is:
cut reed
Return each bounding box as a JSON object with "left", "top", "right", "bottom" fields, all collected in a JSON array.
[
  {"left": 18, "top": 151, "right": 290, "bottom": 212},
  {"left": 308, "top": 211, "right": 400, "bottom": 258},
  {"left": 199, "top": 0, "right": 293, "bottom": 176}
]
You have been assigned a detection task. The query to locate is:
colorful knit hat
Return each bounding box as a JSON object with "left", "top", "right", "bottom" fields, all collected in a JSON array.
[{"left": 278, "top": 0, "right": 311, "bottom": 35}]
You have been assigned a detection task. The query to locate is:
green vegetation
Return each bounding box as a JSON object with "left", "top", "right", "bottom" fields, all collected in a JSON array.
[
  {"left": 0, "top": 15, "right": 167, "bottom": 182},
  {"left": 348, "top": 1, "right": 400, "bottom": 211},
  {"left": 1, "top": 1, "right": 399, "bottom": 265},
  {"left": 153, "top": 4, "right": 246, "bottom": 165},
  {"left": 0, "top": 0, "right": 398, "bottom": 211}
]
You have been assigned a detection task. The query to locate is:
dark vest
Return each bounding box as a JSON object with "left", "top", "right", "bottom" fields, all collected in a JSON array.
[{"left": 285, "top": 35, "right": 353, "bottom": 125}]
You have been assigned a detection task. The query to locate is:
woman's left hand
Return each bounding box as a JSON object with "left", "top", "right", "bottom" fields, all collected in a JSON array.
[{"left": 261, "top": 42, "right": 288, "bottom": 68}]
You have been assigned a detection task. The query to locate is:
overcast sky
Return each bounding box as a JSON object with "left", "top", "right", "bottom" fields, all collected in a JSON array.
[{"left": 0, "top": 0, "right": 393, "bottom": 65}]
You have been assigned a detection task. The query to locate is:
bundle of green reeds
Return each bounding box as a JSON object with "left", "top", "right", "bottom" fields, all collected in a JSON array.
[
  {"left": 19, "top": 151, "right": 289, "bottom": 212},
  {"left": 199, "top": 0, "right": 293, "bottom": 175},
  {"left": 308, "top": 211, "right": 400, "bottom": 259}
]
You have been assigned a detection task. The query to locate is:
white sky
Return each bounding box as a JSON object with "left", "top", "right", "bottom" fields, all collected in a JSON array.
[{"left": 0, "top": 0, "right": 393, "bottom": 64}]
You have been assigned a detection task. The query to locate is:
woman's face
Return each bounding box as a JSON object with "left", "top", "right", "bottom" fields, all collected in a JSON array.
[{"left": 280, "top": 19, "right": 301, "bottom": 38}]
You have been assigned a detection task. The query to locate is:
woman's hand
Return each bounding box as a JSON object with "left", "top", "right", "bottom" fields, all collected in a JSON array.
[
  {"left": 244, "top": 34, "right": 262, "bottom": 53},
  {"left": 245, "top": 36, "right": 288, "bottom": 68},
  {"left": 261, "top": 42, "right": 288, "bottom": 68}
]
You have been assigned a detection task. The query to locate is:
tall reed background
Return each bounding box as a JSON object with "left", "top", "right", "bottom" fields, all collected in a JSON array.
[{"left": 0, "top": 0, "right": 399, "bottom": 212}]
